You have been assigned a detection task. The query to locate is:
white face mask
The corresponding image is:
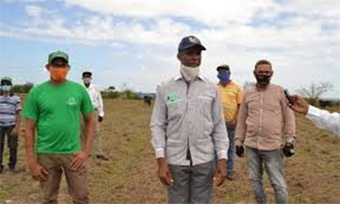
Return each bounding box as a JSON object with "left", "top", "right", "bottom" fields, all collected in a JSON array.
[
  {"left": 180, "top": 64, "right": 200, "bottom": 83},
  {"left": 83, "top": 77, "right": 91, "bottom": 84}
]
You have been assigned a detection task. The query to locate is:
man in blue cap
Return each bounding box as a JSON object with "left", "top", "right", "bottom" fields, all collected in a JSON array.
[{"left": 151, "top": 35, "right": 229, "bottom": 204}]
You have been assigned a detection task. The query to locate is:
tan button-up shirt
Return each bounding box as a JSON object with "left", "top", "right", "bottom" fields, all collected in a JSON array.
[
  {"left": 235, "top": 84, "right": 296, "bottom": 150},
  {"left": 151, "top": 75, "right": 228, "bottom": 166}
]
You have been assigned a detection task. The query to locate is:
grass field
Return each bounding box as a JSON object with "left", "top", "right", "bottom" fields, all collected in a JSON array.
[{"left": 0, "top": 99, "right": 339, "bottom": 204}]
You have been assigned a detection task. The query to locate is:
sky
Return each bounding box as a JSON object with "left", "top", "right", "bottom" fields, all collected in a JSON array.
[{"left": 0, "top": 0, "right": 339, "bottom": 98}]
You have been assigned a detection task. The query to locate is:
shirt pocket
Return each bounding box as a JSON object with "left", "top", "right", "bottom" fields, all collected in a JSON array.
[
  {"left": 197, "top": 95, "right": 214, "bottom": 134},
  {"left": 197, "top": 95, "right": 213, "bottom": 116},
  {"left": 166, "top": 99, "right": 185, "bottom": 121}
]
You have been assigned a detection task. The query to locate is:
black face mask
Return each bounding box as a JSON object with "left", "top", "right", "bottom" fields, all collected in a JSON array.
[{"left": 255, "top": 74, "right": 272, "bottom": 86}]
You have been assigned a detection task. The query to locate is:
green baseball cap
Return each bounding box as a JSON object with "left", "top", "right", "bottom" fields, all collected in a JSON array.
[
  {"left": 48, "top": 51, "right": 69, "bottom": 64},
  {"left": 1, "top": 77, "right": 12, "bottom": 83}
]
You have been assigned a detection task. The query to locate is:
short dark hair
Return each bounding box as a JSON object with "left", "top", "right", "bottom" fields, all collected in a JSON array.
[
  {"left": 254, "top": 59, "right": 272, "bottom": 70},
  {"left": 82, "top": 71, "right": 92, "bottom": 77}
]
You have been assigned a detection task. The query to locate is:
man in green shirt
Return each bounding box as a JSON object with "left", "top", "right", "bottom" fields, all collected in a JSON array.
[{"left": 23, "top": 51, "right": 95, "bottom": 204}]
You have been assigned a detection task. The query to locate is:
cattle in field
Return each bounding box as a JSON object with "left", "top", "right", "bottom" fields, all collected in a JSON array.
[
  {"left": 319, "top": 99, "right": 333, "bottom": 109},
  {"left": 143, "top": 95, "right": 152, "bottom": 107}
]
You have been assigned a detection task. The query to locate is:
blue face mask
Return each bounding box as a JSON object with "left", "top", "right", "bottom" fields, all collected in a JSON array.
[
  {"left": 1, "top": 85, "right": 11, "bottom": 91},
  {"left": 217, "top": 74, "right": 230, "bottom": 84}
]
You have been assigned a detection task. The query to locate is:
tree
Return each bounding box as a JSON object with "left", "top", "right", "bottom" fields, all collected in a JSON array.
[
  {"left": 108, "top": 86, "right": 115, "bottom": 91},
  {"left": 12, "top": 82, "right": 34, "bottom": 93},
  {"left": 297, "top": 82, "right": 333, "bottom": 105}
]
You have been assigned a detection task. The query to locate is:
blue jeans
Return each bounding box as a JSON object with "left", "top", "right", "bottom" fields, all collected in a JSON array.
[
  {"left": 226, "top": 124, "right": 235, "bottom": 174},
  {"left": 246, "top": 146, "right": 288, "bottom": 204},
  {"left": 0, "top": 126, "right": 18, "bottom": 170}
]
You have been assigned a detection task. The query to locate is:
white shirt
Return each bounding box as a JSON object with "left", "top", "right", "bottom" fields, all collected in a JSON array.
[
  {"left": 306, "top": 105, "right": 340, "bottom": 136},
  {"left": 84, "top": 83, "right": 104, "bottom": 117}
]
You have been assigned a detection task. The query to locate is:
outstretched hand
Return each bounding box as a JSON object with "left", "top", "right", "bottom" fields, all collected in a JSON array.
[{"left": 287, "top": 95, "right": 309, "bottom": 114}]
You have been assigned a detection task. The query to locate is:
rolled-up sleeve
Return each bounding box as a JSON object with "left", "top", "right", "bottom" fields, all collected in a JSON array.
[
  {"left": 150, "top": 87, "right": 167, "bottom": 158},
  {"left": 211, "top": 86, "right": 228, "bottom": 160}
]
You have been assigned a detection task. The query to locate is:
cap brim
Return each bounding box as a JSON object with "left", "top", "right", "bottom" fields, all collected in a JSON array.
[
  {"left": 50, "top": 57, "right": 68, "bottom": 64},
  {"left": 217, "top": 66, "right": 230, "bottom": 71},
  {"left": 179, "top": 44, "right": 206, "bottom": 52}
]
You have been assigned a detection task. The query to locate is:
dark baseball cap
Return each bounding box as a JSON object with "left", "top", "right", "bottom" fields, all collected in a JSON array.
[
  {"left": 178, "top": 35, "right": 206, "bottom": 52},
  {"left": 216, "top": 64, "right": 230, "bottom": 71},
  {"left": 82, "top": 71, "right": 92, "bottom": 77},
  {"left": 48, "top": 51, "right": 69, "bottom": 64}
]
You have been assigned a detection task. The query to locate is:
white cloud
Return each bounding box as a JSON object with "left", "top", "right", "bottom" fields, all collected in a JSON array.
[
  {"left": 1, "top": 0, "right": 339, "bottom": 97},
  {"left": 25, "top": 5, "right": 43, "bottom": 17},
  {"left": 62, "top": 0, "right": 277, "bottom": 27}
]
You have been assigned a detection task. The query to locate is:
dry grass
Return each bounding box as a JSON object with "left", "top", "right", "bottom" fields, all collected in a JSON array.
[{"left": 0, "top": 99, "right": 339, "bottom": 204}]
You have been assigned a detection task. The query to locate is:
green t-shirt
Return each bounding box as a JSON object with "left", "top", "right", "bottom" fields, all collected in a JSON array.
[{"left": 23, "top": 80, "right": 94, "bottom": 154}]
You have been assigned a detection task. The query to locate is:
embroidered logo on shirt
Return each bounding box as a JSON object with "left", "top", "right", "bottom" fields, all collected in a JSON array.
[
  {"left": 66, "top": 97, "right": 77, "bottom": 106},
  {"left": 166, "top": 93, "right": 181, "bottom": 105}
]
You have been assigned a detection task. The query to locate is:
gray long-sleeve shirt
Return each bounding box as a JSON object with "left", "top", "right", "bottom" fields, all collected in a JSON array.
[{"left": 151, "top": 75, "right": 228, "bottom": 166}]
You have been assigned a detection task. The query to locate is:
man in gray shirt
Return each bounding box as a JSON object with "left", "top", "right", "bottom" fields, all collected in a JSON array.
[{"left": 151, "top": 35, "right": 229, "bottom": 204}]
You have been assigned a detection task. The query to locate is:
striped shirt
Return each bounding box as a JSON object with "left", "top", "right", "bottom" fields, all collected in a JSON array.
[
  {"left": 0, "top": 95, "right": 21, "bottom": 127},
  {"left": 151, "top": 75, "right": 228, "bottom": 166}
]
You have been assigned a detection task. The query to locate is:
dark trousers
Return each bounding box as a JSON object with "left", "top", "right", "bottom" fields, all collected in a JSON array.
[{"left": 0, "top": 126, "right": 18, "bottom": 170}]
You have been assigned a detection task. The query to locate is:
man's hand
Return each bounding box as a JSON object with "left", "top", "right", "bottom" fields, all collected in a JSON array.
[
  {"left": 29, "top": 163, "right": 49, "bottom": 181},
  {"left": 214, "top": 159, "right": 227, "bottom": 186},
  {"left": 287, "top": 95, "right": 309, "bottom": 115},
  {"left": 11, "top": 126, "right": 19, "bottom": 137},
  {"left": 235, "top": 140, "right": 244, "bottom": 157},
  {"left": 229, "top": 118, "right": 237, "bottom": 130},
  {"left": 282, "top": 142, "right": 295, "bottom": 157},
  {"left": 157, "top": 158, "right": 173, "bottom": 186},
  {"left": 70, "top": 151, "right": 89, "bottom": 171},
  {"left": 98, "top": 116, "right": 104, "bottom": 123}
]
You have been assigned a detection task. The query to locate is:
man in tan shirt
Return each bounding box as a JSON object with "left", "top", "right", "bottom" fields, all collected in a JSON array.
[{"left": 235, "top": 59, "right": 296, "bottom": 204}]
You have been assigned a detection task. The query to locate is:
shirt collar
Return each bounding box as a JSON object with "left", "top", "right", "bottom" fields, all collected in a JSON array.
[
  {"left": 83, "top": 83, "right": 93, "bottom": 89},
  {"left": 174, "top": 74, "right": 206, "bottom": 82}
]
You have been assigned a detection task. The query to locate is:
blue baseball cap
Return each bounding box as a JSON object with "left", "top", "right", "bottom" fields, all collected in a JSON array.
[{"left": 178, "top": 35, "right": 206, "bottom": 52}]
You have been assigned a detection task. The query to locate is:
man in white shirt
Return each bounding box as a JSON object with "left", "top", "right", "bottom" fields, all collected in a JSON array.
[
  {"left": 288, "top": 95, "right": 340, "bottom": 136},
  {"left": 81, "top": 71, "right": 108, "bottom": 160}
]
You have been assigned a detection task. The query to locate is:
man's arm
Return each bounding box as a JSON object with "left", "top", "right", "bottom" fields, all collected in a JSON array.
[
  {"left": 83, "top": 112, "right": 95, "bottom": 154},
  {"left": 235, "top": 94, "right": 247, "bottom": 146},
  {"left": 230, "top": 87, "right": 244, "bottom": 129},
  {"left": 306, "top": 106, "right": 340, "bottom": 136},
  {"left": 12, "top": 110, "right": 21, "bottom": 136},
  {"left": 12, "top": 96, "right": 22, "bottom": 136},
  {"left": 70, "top": 112, "right": 95, "bottom": 170},
  {"left": 97, "top": 87, "right": 104, "bottom": 119},
  {"left": 25, "top": 119, "right": 48, "bottom": 180},
  {"left": 289, "top": 95, "right": 340, "bottom": 136},
  {"left": 211, "top": 87, "right": 228, "bottom": 186},
  {"left": 281, "top": 91, "right": 296, "bottom": 143},
  {"left": 150, "top": 87, "right": 173, "bottom": 186}
]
